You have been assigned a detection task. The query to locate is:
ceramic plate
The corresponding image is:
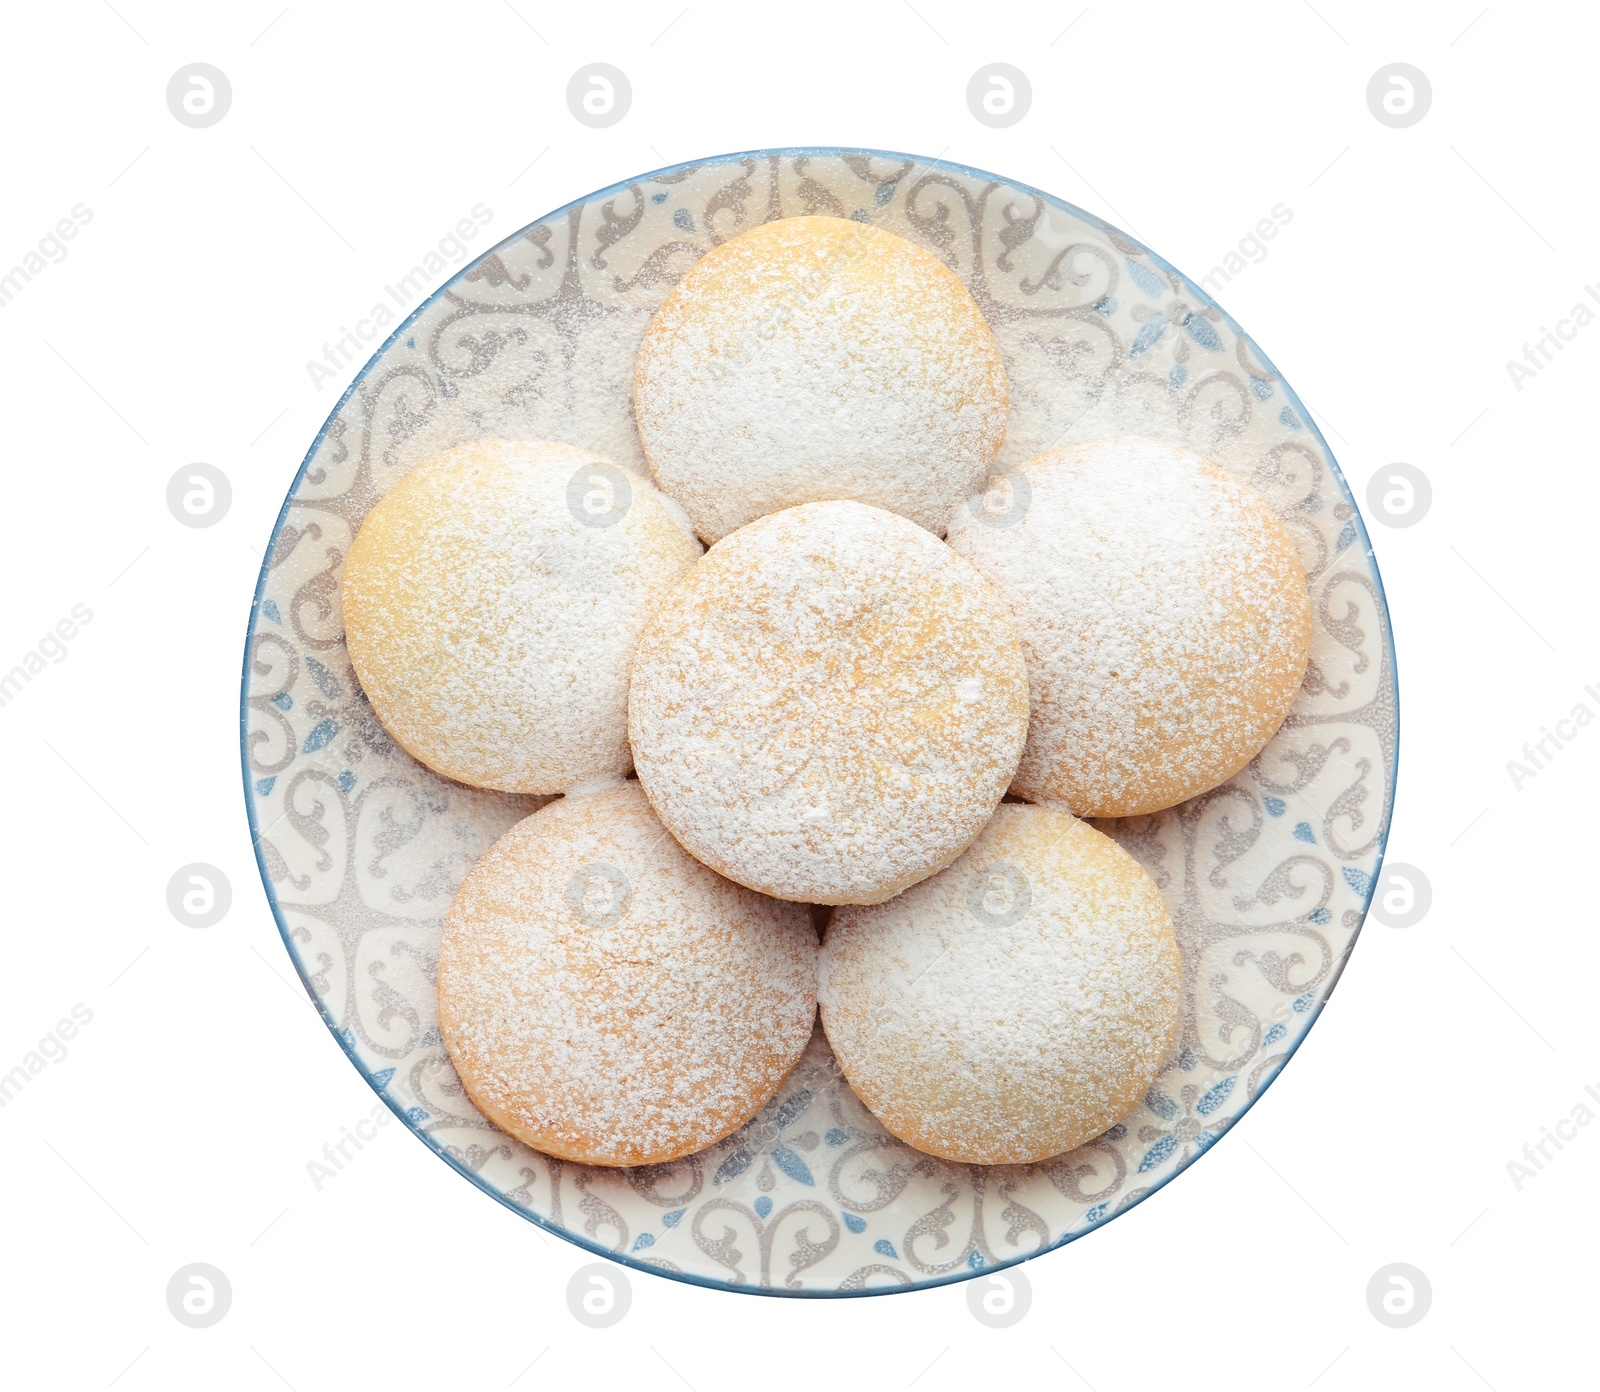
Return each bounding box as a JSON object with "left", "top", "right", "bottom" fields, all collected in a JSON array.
[{"left": 240, "top": 147, "right": 1397, "bottom": 1296}]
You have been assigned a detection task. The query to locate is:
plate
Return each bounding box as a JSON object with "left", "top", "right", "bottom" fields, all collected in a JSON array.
[{"left": 240, "top": 147, "right": 1398, "bottom": 1296}]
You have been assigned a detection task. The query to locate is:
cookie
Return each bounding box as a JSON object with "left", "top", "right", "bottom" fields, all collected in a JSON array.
[
  {"left": 634, "top": 215, "right": 1008, "bottom": 543},
  {"left": 818, "top": 803, "right": 1182, "bottom": 1165},
  {"left": 436, "top": 782, "right": 818, "bottom": 1166},
  {"left": 947, "top": 438, "right": 1313, "bottom": 816},
  {"left": 341, "top": 439, "right": 701, "bottom": 793},
  {"left": 628, "top": 500, "right": 1030, "bottom": 905}
]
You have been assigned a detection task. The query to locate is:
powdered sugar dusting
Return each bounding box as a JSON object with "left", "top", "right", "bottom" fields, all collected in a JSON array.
[
  {"left": 948, "top": 438, "right": 1313, "bottom": 816},
  {"left": 818, "top": 804, "right": 1181, "bottom": 1165},
  {"left": 437, "top": 782, "right": 818, "bottom": 1167},
  {"left": 634, "top": 216, "right": 1008, "bottom": 543},
  {"left": 628, "top": 501, "right": 1031, "bottom": 905},
  {"left": 341, "top": 439, "right": 702, "bottom": 795}
]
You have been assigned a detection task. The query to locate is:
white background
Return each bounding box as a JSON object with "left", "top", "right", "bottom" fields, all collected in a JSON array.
[{"left": 0, "top": 1, "right": 1591, "bottom": 1387}]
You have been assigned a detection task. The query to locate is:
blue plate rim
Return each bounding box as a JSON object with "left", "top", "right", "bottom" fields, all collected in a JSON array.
[{"left": 238, "top": 144, "right": 1401, "bottom": 1298}]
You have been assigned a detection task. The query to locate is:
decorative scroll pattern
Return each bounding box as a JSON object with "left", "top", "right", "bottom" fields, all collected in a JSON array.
[{"left": 242, "top": 150, "right": 1396, "bottom": 1295}]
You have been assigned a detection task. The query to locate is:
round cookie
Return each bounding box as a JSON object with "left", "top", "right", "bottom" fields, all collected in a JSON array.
[
  {"left": 437, "top": 781, "right": 818, "bottom": 1167},
  {"left": 341, "top": 439, "right": 701, "bottom": 794},
  {"left": 633, "top": 215, "right": 1009, "bottom": 543},
  {"left": 629, "top": 500, "right": 1031, "bottom": 906},
  {"left": 948, "top": 438, "right": 1313, "bottom": 817},
  {"left": 818, "top": 803, "right": 1182, "bottom": 1165}
]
